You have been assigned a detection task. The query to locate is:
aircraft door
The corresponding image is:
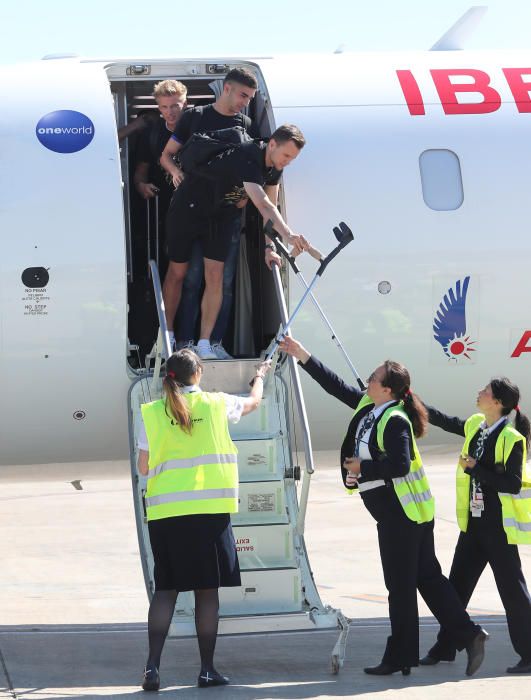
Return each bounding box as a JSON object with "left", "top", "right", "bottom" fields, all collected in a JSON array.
[{"left": 0, "top": 59, "right": 129, "bottom": 464}]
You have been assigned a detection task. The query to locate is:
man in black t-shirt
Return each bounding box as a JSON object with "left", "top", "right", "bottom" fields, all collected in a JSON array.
[
  {"left": 160, "top": 68, "right": 258, "bottom": 359},
  {"left": 162, "top": 121, "right": 310, "bottom": 360},
  {"left": 132, "top": 80, "right": 188, "bottom": 203}
]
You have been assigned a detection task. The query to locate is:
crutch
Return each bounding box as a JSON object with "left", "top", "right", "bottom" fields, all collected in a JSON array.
[
  {"left": 265, "top": 221, "right": 366, "bottom": 391},
  {"left": 265, "top": 220, "right": 354, "bottom": 362}
]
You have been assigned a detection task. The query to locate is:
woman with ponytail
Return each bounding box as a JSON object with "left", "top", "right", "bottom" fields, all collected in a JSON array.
[
  {"left": 136, "top": 348, "right": 270, "bottom": 690},
  {"left": 420, "top": 377, "right": 531, "bottom": 674},
  {"left": 279, "top": 337, "right": 486, "bottom": 677}
]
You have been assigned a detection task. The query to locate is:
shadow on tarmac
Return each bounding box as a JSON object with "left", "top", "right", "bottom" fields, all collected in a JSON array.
[{"left": 1, "top": 616, "right": 525, "bottom": 700}]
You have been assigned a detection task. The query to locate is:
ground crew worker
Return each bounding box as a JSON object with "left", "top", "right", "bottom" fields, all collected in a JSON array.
[
  {"left": 279, "top": 336, "right": 488, "bottom": 677},
  {"left": 419, "top": 377, "right": 531, "bottom": 674},
  {"left": 137, "top": 348, "right": 270, "bottom": 690}
]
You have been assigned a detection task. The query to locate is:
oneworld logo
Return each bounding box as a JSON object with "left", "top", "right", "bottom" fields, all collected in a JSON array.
[
  {"left": 433, "top": 276, "right": 477, "bottom": 361},
  {"left": 36, "top": 110, "right": 95, "bottom": 153}
]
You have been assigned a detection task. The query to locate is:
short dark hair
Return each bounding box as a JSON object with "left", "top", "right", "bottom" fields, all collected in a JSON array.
[
  {"left": 270, "top": 124, "right": 306, "bottom": 150},
  {"left": 224, "top": 68, "right": 258, "bottom": 90}
]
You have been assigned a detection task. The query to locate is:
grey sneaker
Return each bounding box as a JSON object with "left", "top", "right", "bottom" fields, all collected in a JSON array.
[
  {"left": 175, "top": 339, "right": 195, "bottom": 352},
  {"left": 211, "top": 342, "right": 233, "bottom": 360},
  {"left": 196, "top": 342, "right": 217, "bottom": 360}
]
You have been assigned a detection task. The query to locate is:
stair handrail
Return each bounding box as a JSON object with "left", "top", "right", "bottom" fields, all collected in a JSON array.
[
  {"left": 271, "top": 263, "right": 315, "bottom": 535},
  {"left": 148, "top": 260, "right": 172, "bottom": 391}
]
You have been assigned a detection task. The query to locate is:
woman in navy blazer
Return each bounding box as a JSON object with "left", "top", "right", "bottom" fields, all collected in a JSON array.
[{"left": 280, "top": 336, "right": 487, "bottom": 677}]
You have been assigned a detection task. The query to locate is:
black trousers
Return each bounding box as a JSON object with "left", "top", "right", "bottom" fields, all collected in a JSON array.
[
  {"left": 429, "top": 514, "right": 531, "bottom": 662},
  {"left": 377, "top": 515, "right": 480, "bottom": 667}
]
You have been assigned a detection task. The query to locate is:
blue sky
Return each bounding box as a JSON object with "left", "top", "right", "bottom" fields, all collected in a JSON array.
[{"left": 1, "top": 1, "right": 530, "bottom": 65}]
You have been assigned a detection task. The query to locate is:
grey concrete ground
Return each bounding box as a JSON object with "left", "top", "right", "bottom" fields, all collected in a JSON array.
[{"left": 1, "top": 447, "right": 530, "bottom": 698}]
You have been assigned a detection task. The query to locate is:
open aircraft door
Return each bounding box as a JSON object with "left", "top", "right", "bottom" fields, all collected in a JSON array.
[
  {"left": 128, "top": 263, "right": 349, "bottom": 673},
  {"left": 0, "top": 58, "right": 129, "bottom": 464}
]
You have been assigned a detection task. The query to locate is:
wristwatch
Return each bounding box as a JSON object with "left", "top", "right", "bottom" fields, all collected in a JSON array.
[{"left": 264, "top": 243, "right": 276, "bottom": 252}]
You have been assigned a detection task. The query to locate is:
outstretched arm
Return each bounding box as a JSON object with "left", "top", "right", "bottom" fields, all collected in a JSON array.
[
  {"left": 243, "top": 182, "right": 308, "bottom": 255},
  {"left": 240, "top": 360, "right": 272, "bottom": 415},
  {"left": 279, "top": 337, "right": 364, "bottom": 409},
  {"left": 426, "top": 405, "right": 466, "bottom": 436}
]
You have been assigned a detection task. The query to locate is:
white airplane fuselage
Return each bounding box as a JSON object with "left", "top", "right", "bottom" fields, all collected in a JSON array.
[{"left": 1, "top": 51, "right": 530, "bottom": 465}]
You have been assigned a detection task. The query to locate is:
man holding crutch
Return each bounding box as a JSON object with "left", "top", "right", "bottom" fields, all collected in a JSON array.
[{"left": 162, "top": 123, "right": 311, "bottom": 359}]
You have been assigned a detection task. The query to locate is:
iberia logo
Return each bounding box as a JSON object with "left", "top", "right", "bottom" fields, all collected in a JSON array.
[{"left": 433, "top": 276, "right": 477, "bottom": 361}]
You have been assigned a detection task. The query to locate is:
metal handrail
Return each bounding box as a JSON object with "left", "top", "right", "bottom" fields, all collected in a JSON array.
[
  {"left": 271, "top": 264, "right": 315, "bottom": 535},
  {"left": 148, "top": 260, "right": 172, "bottom": 395}
]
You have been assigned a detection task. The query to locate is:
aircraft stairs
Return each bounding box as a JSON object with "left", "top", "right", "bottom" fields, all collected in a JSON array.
[{"left": 128, "top": 262, "right": 349, "bottom": 673}]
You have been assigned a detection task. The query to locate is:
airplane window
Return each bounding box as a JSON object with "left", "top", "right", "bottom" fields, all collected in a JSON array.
[{"left": 419, "top": 149, "right": 463, "bottom": 211}]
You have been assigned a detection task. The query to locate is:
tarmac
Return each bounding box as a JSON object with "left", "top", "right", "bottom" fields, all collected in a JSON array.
[{"left": 1, "top": 446, "right": 530, "bottom": 699}]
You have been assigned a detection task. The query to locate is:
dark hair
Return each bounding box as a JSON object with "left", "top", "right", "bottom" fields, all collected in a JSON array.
[
  {"left": 163, "top": 349, "right": 203, "bottom": 434},
  {"left": 490, "top": 377, "right": 530, "bottom": 448},
  {"left": 270, "top": 124, "right": 306, "bottom": 150},
  {"left": 224, "top": 67, "right": 258, "bottom": 90},
  {"left": 381, "top": 360, "right": 428, "bottom": 438}
]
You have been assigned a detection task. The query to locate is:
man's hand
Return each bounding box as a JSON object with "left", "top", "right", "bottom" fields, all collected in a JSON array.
[
  {"left": 137, "top": 182, "right": 159, "bottom": 199},
  {"left": 265, "top": 248, "right": 282, "bottom": 270},
  {"left": 287, "top": 232, "right": 309, "bottom": 256},
  {"left": 172, "top": 168, "right": 185, "bottom": 188}
]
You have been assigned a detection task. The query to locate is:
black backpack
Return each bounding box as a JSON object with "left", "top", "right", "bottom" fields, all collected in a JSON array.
[{"left": 179, "top": 126, "right": 255, "bottom": 178}]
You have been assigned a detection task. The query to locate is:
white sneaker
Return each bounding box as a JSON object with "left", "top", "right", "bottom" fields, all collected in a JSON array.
[
  {"left": 175, "top": 339, "right": 195, "bottom": 352},
  {"left": 196, "top": 342, "right": 217, "bottom": 360},
  {"left": 211, "top": 342, "right": 233, "bottom": 360}
]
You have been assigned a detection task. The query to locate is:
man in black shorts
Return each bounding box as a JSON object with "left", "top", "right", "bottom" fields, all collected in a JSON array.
[
  {"left": 161, "top": 68, "right": 257, "bottom": 359},
  {"left": 162, "top": 120, "right": 309, "bottom": 359}
]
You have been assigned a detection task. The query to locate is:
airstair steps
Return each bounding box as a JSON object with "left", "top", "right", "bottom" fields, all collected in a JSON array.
[{"left": 130, "top": 261, "right": 348, "bottom": 669}]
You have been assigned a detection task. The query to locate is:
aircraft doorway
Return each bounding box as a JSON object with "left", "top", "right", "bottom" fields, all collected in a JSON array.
[{"left": 109, "top": 64, "right": 283, "bottom": 369}]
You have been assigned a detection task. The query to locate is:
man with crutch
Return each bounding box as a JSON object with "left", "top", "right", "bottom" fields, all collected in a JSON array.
[{"left": 162, "top": 122, "right": 312, "bottom": 359}]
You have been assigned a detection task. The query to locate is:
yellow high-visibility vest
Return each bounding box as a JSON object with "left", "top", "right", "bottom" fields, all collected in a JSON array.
[
  {"left": 348, "top": 395, "right": 434, "bottom": 524},
  {"left": 141, "top": 391, "right": 238, "bottom": 521},
  {"left": 457, "top": 413, "right": 530, "bottom": 544}
]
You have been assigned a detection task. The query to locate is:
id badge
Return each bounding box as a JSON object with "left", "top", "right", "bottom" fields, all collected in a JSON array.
[{"left": 470, "top": 482, "right": 484, "bottom": 518}]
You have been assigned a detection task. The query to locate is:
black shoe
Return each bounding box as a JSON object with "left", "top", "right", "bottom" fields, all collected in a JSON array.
[
  {"left": 419, "top": 652, "right": 455, "bottom": 666},
  {"left": 465, "top": 629, "right": 489, "bottom": 676},
  {"left": 142, "top": 666, "right": 160, "bottom": 691},
  {"left": 419, "top": 654, "right": 440, "bottom": 666},
  {"left": 198, "top": 670, "right": 230, "bottom": 687},
  {"left": 364, "top": 663, "right": 411, "bottom": 676},
  {"left": 506, "top": 659, "right": 531, "bottom": 674}
]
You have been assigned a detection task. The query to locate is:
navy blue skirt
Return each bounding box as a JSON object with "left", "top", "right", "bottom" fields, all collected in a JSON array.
[{"left": 148, "top": 513, "right": 241, "bottom": 592}]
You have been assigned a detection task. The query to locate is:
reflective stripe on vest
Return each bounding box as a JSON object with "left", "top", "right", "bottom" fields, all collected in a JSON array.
[
  {"left": 358, "top": 479, "right": 386, "bottom": 492},
  {"left": 141, "top": 392, "right": 239, "bottom": 520},
  {"left": 145, "top": 487, "right": 238, "bottom": 508},
  {"left": 348, "top": 395, "right": 434, "bottom": 524},
  {"left": 457, "top": 414, "right": 530, "bottom": 544},
  {"left": 502, "top": 518, "right": 531, "bottom": 533},
  {"left": 148, "top": 452, "right": 238, "bottom": 479}
]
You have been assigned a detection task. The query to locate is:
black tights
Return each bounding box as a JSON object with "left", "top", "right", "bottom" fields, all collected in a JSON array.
[{"left": 146, "top": 588, "right": 220, "bottom": 673}]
